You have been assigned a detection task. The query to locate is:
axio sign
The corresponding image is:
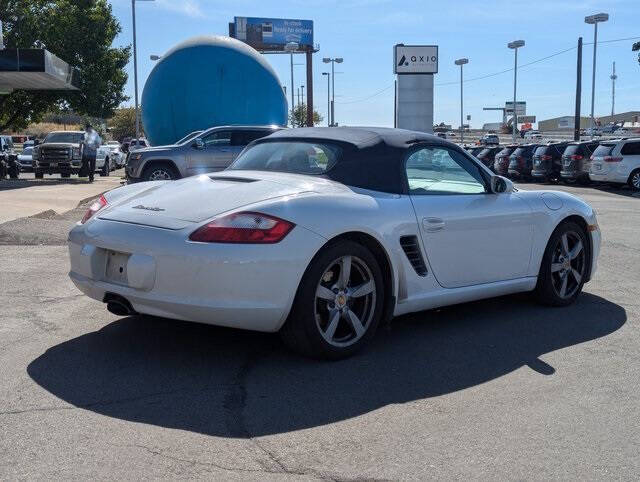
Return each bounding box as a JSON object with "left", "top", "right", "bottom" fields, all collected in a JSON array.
[
  {"left": 394, "top": 44, "right": 438, "bottom": 74},
  {"left": 394, "top": 44, "right": 438, "bottom": 133}
]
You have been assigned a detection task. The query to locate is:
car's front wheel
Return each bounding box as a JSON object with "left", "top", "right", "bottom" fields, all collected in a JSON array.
[
  {"left": 281, "top": 240, "right": 385, "bottom": 359},
  {"left": 628, "top": 169, "right": 640, "bottom": 191},
  {"left": 141, "top": 162, "right": 179, "bottom": 182},
  {"left": 535, "top": 221, "right": 589, "bottom": 306}
]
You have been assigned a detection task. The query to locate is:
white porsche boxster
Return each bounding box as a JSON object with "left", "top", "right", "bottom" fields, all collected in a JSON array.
[{"left": 69, "top": 127, "right": 600, "bottom": 359}]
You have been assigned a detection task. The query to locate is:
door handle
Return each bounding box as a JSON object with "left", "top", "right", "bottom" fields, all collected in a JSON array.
[{"left": 422, "top": 217, "right": 445, "bottom": 232}]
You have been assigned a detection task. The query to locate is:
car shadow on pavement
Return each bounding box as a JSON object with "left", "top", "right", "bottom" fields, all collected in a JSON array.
[
  {"left": 0, "top": 178, "right": 92, "bottom": 192},
  {"left": 27, "top": 292, "right": 625, "bottom": 437}
]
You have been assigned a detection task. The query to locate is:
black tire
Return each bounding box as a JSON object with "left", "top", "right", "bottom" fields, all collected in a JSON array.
[
  {"left": 628, "top": 169, "right": 640, "bottom": 191},
  {"left": 280, "top": 240, "right": 385, "bottom": 360},
  {"left": 60, "top": 171, "right": 71, "bottom": 178},
  {"left": 578, "top": 175, "right": 591, "bottom": 186},
  {"left": 141, "top": 162, "right": 179, "bottom": 182},
  {"left": 100, "top": 159, "right": 109, "bottom": 177},
  {"left": 8, "top": 165, "right": 19, "bottom": 179},
  {"left": 34, "top": 170, "right": 44, "bottom": 179},
  {"left": 535, "top": 221, "right": 589, "bottom": 307}
]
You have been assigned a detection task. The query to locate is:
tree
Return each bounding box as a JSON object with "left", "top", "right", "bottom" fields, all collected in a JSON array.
[
  {"left": 108, "top": 107, "right": 143, "bottom": 141},
  {"left": 633, "top": 41, "right": 640, "bottom": 66},
  {"left": 0, "top": 0, "right": 130, "bottom": 131},
  {"left": 289, "top": 103, "right": 323, "bottom": 127}
]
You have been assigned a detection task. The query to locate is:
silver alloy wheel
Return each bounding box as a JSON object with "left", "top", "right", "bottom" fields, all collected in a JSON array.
[
  {"left": 550, "top": 231, "right": 586, "bottom": 299},
  {"left": 148, "top": 168, "right": 172, "bottom": 181},
  {"left": 314, "top": 255, "right": 376, "bottom": 348},
  {"left": 631, "top": 171, "right": 640, "bottom": 190}
]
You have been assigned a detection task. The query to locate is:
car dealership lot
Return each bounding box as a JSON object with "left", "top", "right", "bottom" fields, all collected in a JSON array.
[{"left": 0, "top": 182, "right": 638, "bottom": 479}]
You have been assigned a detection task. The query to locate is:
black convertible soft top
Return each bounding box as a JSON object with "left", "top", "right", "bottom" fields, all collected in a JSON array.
[{"left": 254, "top": 127, "right": 455, "bottom": 194}]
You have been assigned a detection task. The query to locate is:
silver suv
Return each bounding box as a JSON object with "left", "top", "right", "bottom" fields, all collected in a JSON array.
[{"left": 125, "top": 125, "right": 282, "bottom": 182}]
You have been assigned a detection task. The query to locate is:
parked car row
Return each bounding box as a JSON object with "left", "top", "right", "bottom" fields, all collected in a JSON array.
[{"left": 466, "top": 137, "right": 640, "bottom": 190}]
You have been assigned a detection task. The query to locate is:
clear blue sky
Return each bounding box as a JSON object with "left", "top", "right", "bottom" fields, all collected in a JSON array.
[{"left": 109, "top": 0, "right": 639, "bottom": 128}]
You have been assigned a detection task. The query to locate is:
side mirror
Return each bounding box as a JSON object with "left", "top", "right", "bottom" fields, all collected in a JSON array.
[
  {"left": 490, "top": 175, "right": 514, "bottom": 194},
  {"left": 193, "top": 138, "right": 205, "bottom": 150}
]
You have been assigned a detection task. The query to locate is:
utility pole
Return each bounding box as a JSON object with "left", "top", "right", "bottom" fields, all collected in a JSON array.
[
  {"left": 132, "top": 0, "right": 140, "bottom": 144},
  {"left": 610, "top": 61, "right": 617, "bottom": 117},
  {"left": 574, "top": 37, "right": 583, "bottom": 141},
  {"left": 305, "top": 50, "right": 313, "bottom": 126},
  {"left": 301, "top": 85, "right": 305, "bottom": 107}
]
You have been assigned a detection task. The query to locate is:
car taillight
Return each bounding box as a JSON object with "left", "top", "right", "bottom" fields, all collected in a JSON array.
[
  {"left": 540, "top": 155, "right": 552, "bottom": 161},
  {"left": 81, "top": 194, "right": 108, "bottom": 224},
  {"left": 189, "top": 212, "right": 295, "bottom": 244},
  {"left": 570, "top": 154, "right": 583, "bottom": 161},
  {"left": 603, "top": 156, "right": 623, "bottom": 162}
]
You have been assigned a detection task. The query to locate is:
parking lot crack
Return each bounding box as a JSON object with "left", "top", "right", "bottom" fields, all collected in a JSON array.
[
  {"left": 115, "top": 442, "right": 304, "bottom": 477},
  {"left": 221, "top": 348, "right": 344, "bottom": 481}
]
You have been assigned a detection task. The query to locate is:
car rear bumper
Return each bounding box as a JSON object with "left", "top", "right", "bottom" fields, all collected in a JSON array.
[
  {"left": 560, "top": 169, "right": 586, "bottom": 180},
  {"left": 68, "top": 218, "right": 327, "bottom": 332},
  {"left": 531, "top": 169, "right": 550, "bottom": 179}
]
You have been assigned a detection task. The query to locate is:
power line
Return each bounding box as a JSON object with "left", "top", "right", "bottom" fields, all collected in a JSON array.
[
  {"left": 337, "top": 36, "right": 640, "bottom": 104},
  {"left": 337, "top": 84, "right": 394, "bottom": 104}
]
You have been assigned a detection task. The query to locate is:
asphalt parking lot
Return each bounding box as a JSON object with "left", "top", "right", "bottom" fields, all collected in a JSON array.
[{"left": 1, "top": 179, "right": 638, "bottom": 479}]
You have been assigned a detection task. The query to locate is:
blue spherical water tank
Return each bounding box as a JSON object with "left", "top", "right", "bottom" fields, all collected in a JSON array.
[{"left": 141, "top": 36, "right": 288, "bottom": 146}]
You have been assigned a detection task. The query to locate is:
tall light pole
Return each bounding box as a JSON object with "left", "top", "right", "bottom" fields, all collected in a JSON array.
[
  {"left": 285, "top": 42, "right": 298, "bottom": 127},
  {"left": 323, "top": 57, "right": 343, "bottom": 126},
  {"left": 301, "top": 84, "right": 305, "bottom": 107},
  {"left": 454, "top": 58, "right": 468, "bottom": 144},
  {"left": 585, "top": 13, "right": 609, "bottom": 139},
  {"left": 507, "top": 40, "right": 525, "bottom": 143},
  {"left": 322, "top": 72, "right": 330, "bottom": 126},
  {"left": 610, "top": 61, "right": 616, "bottom": 117},
  {"left": 132, "top": 0, "right": 154, "bottom": 144}
]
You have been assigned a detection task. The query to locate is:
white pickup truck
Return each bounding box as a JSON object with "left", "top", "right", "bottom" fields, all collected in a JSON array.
[{"left": 33, "top": 131, "right": 111, "bottom": 178}]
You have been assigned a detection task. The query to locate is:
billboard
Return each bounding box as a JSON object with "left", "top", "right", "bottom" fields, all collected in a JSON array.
[
  {"left": 232, "top": 17, "right": 313, "bottom": 51},
  {"left": 505, "top": 101, "right": 526, "bottom": 115},
  {"left": 394, "top": 45, "right": 438, "bottom": 74}
]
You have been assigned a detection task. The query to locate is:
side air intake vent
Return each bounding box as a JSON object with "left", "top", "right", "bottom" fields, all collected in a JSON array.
[{"left": 399, "top": 235, "right": 428, "bottom": 276}]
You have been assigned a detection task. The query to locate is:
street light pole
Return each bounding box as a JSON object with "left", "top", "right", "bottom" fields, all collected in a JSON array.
[
  {"left": 285, "top": 42, "right": 298, "bottom": 127},
  {"left": 507, "top": 40, "right": 525, "bottom": 143},
  {"left": 331, "top": 61, "right": 335, "bottom": 126},
  {"left": 131, "top": 0, "right": 154, "bottom": 144},
  {"left": 454, "top": 58, "right": 468, "bottom": 144},
  {"left": 585, "top": 13, "right": 609, "bottom": 139},
  {"left": 322, "top": 72, "right": 330, "bottom": 126},
  {"left": 610, "top": 61, "right": 616, "bottom": 117},
  {"left": 323, "top": 57, "right": 343, "bottom": 126}
]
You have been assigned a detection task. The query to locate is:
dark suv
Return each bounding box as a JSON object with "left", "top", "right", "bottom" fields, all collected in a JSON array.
[
  {"left": 507, "top": 144, "right": 540, "bottom": 180},
  {"left": 475, "top": 146, "right": 502, "bottom": 171},
  {"left": 531, "top": 142, "right": 571, "bottom": 182},
  {"left": 493, "top": 145, "right": 518, "bottom": 176},
  {"left": 559, "top": 141, "right": 600, "bottom": 184}
]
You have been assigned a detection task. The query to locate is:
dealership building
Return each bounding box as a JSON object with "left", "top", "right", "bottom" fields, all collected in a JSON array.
[{"left": 539, "top": 111, "right": 640, "bottom": 131}]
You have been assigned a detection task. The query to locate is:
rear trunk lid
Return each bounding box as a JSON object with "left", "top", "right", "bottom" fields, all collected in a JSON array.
[
  {"left": 590, "top": 144, "right": 617, "bottom": 175},
  {"left": 98, "top": 173, "right": 316, "bottom": 229}
]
